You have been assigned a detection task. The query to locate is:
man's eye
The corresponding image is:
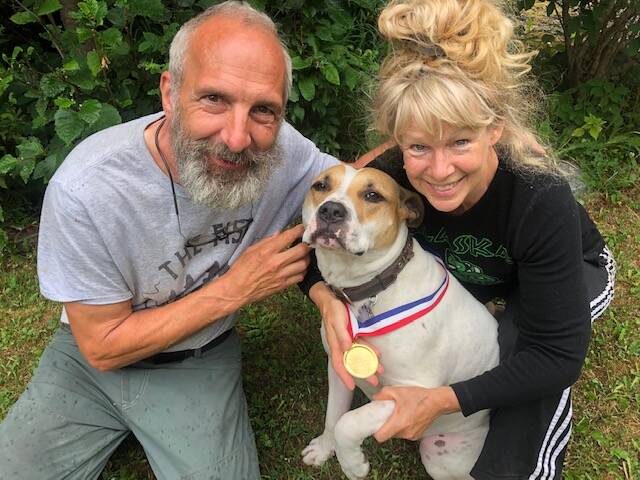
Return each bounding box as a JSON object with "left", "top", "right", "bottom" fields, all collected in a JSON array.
[
  {"left": 312, "top": 180, "right": 328, "bottom": 191},
  {"left": 252, "top": 105, "right": 278, "bottom": 124},
  {"left": 206, "top": 94, "right": 222, "bottom": 103},
  {"left": 254, "top": 105, "right": 274, "bottom": 115},
  {"left": 364, "top": 191, "right": 384, "bottom": 203}
]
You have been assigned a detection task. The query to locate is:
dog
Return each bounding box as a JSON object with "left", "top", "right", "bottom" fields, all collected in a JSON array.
[{"left": 300, "top": 164, "right": 499, "bottom": 480}]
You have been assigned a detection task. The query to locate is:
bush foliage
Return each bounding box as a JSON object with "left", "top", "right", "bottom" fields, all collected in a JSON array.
[{"left": 1, "top": 0, "right": 639, "bottom": 251}]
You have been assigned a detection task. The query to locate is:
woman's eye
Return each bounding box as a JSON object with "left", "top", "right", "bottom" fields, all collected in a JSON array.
[
  {"left": 454, "top": 139, "right": 470, "bottom": 147},
  {"left": 411, "top": 144, "right": 427, "bottom": 152},
  {"left": 312, "top": 181, "right": 328, "bottom": 191},
  {"left": 364, "top": 191, "right": 384, "bottom": 203}
]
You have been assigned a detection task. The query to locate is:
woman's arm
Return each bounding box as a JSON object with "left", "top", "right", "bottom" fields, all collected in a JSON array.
[{"left": 451, "top": 181, "right": 592, "bottom": 415}]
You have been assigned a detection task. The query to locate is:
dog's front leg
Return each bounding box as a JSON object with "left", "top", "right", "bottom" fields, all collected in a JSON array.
[
  {"left": 302, "top": 358, "right": 355, "bottom": 467},
  {"left": 334, "top": 400, "right": 395, "bottom": 480}
]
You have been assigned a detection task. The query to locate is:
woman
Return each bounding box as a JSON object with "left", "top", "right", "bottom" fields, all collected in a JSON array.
[{"left": 304, "top": 0, "right": 616, "bottom": 478}]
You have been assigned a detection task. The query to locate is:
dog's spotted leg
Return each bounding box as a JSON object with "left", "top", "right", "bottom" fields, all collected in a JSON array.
[
  {"left": 419, "top": 427, "right": 488, "bottom": 480},
  {"left": 302, "top": 359, "right": 354, "bottom": 467},
  {"left": 333, "top": 400, "right": 395, "bottom": 480}
]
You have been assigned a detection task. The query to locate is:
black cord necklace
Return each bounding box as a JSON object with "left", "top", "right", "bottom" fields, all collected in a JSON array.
[{"left": 154, "top": 117, "right": 184, "bottom": 235}]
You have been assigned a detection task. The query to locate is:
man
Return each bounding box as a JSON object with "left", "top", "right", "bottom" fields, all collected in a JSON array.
[{"left": 0, "top": 2, "right": 337, "bottom": 479}]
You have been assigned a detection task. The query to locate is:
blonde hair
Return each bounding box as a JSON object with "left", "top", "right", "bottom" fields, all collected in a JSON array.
[{"left": 373, "top": 0, "right": 558, "bottom": 173}]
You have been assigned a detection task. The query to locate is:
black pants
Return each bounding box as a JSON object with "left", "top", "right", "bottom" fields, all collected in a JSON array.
[{"left": 472, "top": 247, "right": 615, "bottom": 480}]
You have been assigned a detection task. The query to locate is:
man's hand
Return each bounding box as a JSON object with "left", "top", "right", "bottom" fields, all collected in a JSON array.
[
  {"left": 309, "top": 282, "right": 382, "bottom": 390},
  {"left": 223, "top": 224, "right": 311, "bottom": 305},
  {"left": 373, "top": 386, "right": 461, "bottom": 442}
]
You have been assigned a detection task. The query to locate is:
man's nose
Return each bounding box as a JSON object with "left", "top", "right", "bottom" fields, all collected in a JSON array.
[{"left": 220, "top": 108, "right": 252, "bottom": 153}]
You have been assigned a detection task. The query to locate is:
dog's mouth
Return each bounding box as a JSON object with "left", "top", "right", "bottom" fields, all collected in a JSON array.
[
  {"left": 309, "top": 229, "right": 346, "bottom": 250},
  {"left": 307, "top": 229, "right": 365, "bottom": 256}
]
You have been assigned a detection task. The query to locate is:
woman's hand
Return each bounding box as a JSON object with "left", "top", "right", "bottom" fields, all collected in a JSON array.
[
  {"left": 309, "top": 282, "right": 381, "bottom": 390},
  {"left": 373, "top": 386, "right": 461, "bottom": 442}
]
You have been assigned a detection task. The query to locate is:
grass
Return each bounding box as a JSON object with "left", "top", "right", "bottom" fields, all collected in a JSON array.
[{"left": 1, "top": 187, "right": 638, "bottom": 480}]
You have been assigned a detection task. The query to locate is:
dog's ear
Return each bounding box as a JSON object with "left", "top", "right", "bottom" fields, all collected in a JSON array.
[{"left": 399, "top": 187, "right": 424, "bottom": 228}]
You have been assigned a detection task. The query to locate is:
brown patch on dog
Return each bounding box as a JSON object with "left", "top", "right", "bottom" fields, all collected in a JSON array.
[
  {"left": 303, "top": 164, "right": 347, "bottom": 212},
  {"left": 347, "top": 168, "right": 423, "bottom": 249}
]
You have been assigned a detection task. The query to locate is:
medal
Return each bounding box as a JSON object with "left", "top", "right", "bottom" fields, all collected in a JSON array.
[
  {"left": 343, "top": 343, "right": 379, "bottom": 379},
  {"left": 340, "top": 258, "right": 449, "bottom": 379}
]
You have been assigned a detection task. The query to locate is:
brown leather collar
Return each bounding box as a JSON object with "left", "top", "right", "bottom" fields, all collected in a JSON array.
[{"left": 328, "top": 235, "right": 414, "bottom": 303}]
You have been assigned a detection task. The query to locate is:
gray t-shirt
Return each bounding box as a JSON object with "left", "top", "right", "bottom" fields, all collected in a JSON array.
[{"left": 37, "top": 112, "right": 338, "bottom": 351}]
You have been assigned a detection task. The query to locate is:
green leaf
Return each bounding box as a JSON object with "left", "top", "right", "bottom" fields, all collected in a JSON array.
[
  {"left": 37, "top": 0, "right": 63, "bottom": 15},
  {"left": 76, "top": 27, "right": 93, "bottom": 44},
  {"left": 54, "top": 97, "right": 75, "bottom": 109},
  {"left": 293, "top": 105, "right": 305, "bottom": 122},
  {"left": 63, "top": 59, "right": 80, "bottom": 71},
  {"left": 68, "top": 70, "right": 97, "bottom": 91},
  {"left": 316, "top": 26, "right": 333, "bottom": 42},
  {"left": 322, "top": 63, "right": 340, "bottom": 86},
  {"left": 129, "top": 0, "right": 168, "bottom": 20},
  {"left": 100, "top": 27, "right": 124, "bottom": 52},
  {"left": 546, "top": 1, "right": 556, "bottom": 16},
  {"left": 91, "top": 104, "right": 122, "bottom": 132},
  {"left": 40, "top": 73, "right": 67, "bottom": 98},
  {"left": 20, "top": 159, "right": 36, "bottom": 184},
  {"left": 55, "top": 109, "right": 85, "bottom": 145},
  {"left": 0, "top": 229, "right": 7, "bottom": 252},
  {"left": 78, "top": 99, "right": 102, "bottom": 125},
  {"left": 10, "top": 11, "right": 38, "bottom": 25},
  {"left": 17, "top": 137, "right": 44, "bottom": 161},
  {"left": 33, "top": 153, "right": 62, "bottom": 181},
  {"left": 0, "top": 74, "right": 14, "bottom": 96},
  {"left": 0, "top": 155, "right": 18, "bottom": 175},
  {"left": 291, "top": 56, "right": 312, "bottom": 71},
  {"left": 87, "top": 50, "right": 102, "bottom": 77},
  {"left": 344, "top": 67, "right": 359, "bottom": 90},
  {"left": 298, "top": 76, "right": 316, "bottom": 101}
]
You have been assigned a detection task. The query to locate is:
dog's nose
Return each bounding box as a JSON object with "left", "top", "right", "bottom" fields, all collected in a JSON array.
[{"left": 318, "top": 201, "right": 347, "bottom": 224}]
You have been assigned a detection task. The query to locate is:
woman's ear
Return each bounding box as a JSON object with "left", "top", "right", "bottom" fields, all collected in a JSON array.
[
  {"left": 489, "top": 123, "right": 505, "bottom": 145},
  {"left": 399, "top": 186, "right": 425, "bottom": 228}
]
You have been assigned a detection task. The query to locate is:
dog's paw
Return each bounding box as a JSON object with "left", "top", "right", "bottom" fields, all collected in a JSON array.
[
  {"left": 301, "top": 434, "right": 335, "bottom": 466},
  {"left": 336, "top": 449, "right": 370, "bottom": 480}
]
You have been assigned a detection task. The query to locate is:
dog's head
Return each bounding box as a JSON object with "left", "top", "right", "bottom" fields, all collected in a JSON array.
[{"left": 302, "top": 164, "right": 424, "bottom": 256}]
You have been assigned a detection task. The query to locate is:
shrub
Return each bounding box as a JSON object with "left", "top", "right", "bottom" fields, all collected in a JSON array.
[{"left": 0, "top": 0, "right": 386, "bottom": 251}]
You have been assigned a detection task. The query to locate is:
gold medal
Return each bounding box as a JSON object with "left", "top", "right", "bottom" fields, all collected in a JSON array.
[{"left": 343, "top": 343, "right": 379, "bottom": 379}]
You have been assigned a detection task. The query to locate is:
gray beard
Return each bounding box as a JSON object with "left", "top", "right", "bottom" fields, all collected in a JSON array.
[{"left": 169, "top": 112, "right": 283, "bottom": 211}]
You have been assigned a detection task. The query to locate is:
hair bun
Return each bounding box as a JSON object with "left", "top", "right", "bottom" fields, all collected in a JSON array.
[{"left": 378, "top": 0, "right": 532, "bottom": 86}]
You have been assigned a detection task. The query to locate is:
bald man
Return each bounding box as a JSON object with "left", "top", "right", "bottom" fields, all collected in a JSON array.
[{"left": 0, "top": 2, "right": 337, "bottom": 479}]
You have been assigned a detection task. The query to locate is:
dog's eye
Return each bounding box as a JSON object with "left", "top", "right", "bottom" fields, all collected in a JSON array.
[
  {"left": 364, "top": 191, "right": 384, "bottom": 203},
  {"left": 312, "top": 180, "right": 328, "bottom": 191}
]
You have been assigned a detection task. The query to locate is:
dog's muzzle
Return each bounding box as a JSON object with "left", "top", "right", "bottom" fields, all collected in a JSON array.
[
  {"left": 308, "top": 200, "right": 351, "bottom": 250},
  {"left": 317, "top": 201, "right": 348, "bottom": 226}
]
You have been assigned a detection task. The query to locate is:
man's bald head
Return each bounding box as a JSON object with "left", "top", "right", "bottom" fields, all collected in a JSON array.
[{"left": 168, "top": 1, "right": 292, "bottom": 104}]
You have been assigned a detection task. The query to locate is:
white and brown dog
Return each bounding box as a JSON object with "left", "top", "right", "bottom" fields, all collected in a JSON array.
[{"left": 300, "top": 164, "right": 499, "bottom": 480}]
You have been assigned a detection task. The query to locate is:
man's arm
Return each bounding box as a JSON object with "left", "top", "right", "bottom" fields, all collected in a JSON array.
[{"left": 67, "top": 224, "right": 309, "bottom": 371}]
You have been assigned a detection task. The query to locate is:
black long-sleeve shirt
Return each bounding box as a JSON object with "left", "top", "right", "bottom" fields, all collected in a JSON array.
[{"left": 301, "top": 147, "right": 605, "bottom": 416}]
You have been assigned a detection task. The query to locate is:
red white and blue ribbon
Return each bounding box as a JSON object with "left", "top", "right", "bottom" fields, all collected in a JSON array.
[{"left": 345, "top": 259, "right": 449, "bottom": 339}]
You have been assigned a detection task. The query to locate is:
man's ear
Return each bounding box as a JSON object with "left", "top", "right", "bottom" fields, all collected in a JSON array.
[
  {"left": 399, "top": 186, "right": 424, "bottom": 228},
  {"left": 159, "top": 71, "right": 174, "bottom": 115}
]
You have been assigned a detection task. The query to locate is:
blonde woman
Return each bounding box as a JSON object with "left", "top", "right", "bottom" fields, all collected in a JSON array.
[{"left": 305, "top": 0, "right": 616, "bottom": 478}]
